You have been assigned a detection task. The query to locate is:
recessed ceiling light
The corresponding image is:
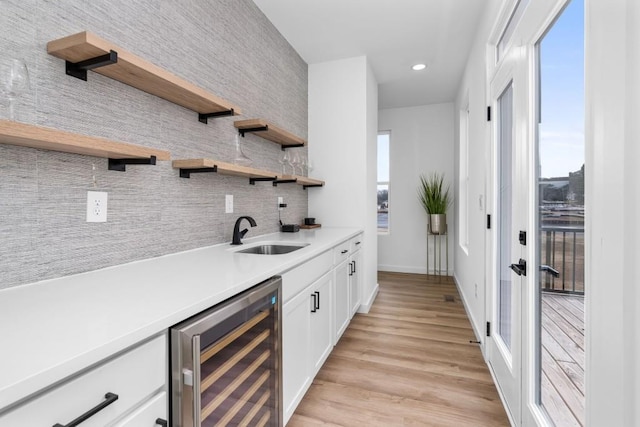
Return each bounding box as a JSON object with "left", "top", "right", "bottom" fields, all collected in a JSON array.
[{"left": 412, "top": 63, "right": 427, "bottom": 71}]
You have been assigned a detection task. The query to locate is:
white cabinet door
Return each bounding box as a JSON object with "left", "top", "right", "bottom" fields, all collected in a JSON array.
[
  {"left": 112, "top": 392, "right": 167, "bottom": 426},
  {"left": 334, "top": 259, "right": 350, "bottom": 344},
  {"left": 283, "top": 287, "right": 312, "bottom": 423},
  {"left": 309, "top": 271, "right": 333, "bottom": 376},
  {"left": 0, "top": 335, "right": 166, "bottom": 427},
  {"left": 349, "top": 249, "right": 363, "bottom": 317}
]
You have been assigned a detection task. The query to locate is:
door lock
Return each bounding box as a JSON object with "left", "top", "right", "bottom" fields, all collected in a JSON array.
[{"left": 509, "top": 259, "right": 527, "bottom": 276}]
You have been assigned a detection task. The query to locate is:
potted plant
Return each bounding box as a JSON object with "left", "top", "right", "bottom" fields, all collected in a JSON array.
[{"left": 418, "top": 172, "right": 451, "bottom": 235}]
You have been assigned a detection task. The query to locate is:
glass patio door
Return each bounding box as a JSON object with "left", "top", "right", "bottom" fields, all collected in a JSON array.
[{"left": 487, "top": 62, "right": 526, "bottom": 424}]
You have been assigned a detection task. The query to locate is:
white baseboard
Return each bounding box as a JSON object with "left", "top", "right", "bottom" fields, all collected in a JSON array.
[
  {"left": 378, "top": 264, "right": 452, "bottom": 275},
  {"left": 452, "top": 273, "right": 483, "bottom": 345},
  {"left": 357, "top": 282, "right": 379, "bottom": 313}
]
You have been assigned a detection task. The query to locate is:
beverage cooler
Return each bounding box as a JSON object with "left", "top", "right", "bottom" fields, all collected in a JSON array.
[{"left": 170, "top": 276, "right": 282, "bottom": 426}]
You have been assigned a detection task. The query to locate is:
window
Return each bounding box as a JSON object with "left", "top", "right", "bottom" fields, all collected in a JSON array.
[
  {"left": 459, "top": 106, "right": 469, "bottom": 252},
  {"left": 497, "top": 0, "right": 530, "bottom": 63},
  {"left": 377, "top": 132, "right": 390, "bottom": 233}
]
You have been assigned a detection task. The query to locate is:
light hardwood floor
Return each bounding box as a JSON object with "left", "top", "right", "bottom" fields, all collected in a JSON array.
[{"left": 288, "top": 272, "right": 510, "bottom": 427}]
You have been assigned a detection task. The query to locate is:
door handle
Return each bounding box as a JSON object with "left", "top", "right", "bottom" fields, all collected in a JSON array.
[
  {"left": 540, "top": 264, "right": 560, "bottom": 278},
  {"left": 509, "top": 259, "right": 527, "bottom": 276},
  {"left": 311, "top": 293, "right": 317, "bottom": 313}
]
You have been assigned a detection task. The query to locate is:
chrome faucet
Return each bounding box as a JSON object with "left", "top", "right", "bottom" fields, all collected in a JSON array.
[{"left": 231, "top": 216, "right": 257, "bottom": 245}]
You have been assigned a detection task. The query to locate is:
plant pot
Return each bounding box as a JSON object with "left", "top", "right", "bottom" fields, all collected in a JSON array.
[{"left": 429, "top": 214, "right": 447, "bottom": 235}]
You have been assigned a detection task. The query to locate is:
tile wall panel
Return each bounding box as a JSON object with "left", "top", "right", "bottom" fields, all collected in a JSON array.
[{"left": 0, "top": 0, "right": 309, "bottom": 289}]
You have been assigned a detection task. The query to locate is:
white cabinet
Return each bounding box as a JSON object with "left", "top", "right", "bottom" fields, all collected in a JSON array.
[
  {"left": 0, "top": 334, "right": 167, "bottom": 426},
  {"left": 283, "top": 269, "right": 334, "bottom": 424},
  {"left": 334, "top": 259, "right": 350, "bottom": 343},
  {"left": 112, "top": 392, "right": 167, "bottom": 426},
  {"left": 309, "top": 272, "right": 333, "bottom": 376},
  {"left": 283, "top": 283, "right": 313, "bottom": 421},
  {"left": 281, "top": 233, "right": 363, "bottom": 425},
  {"left": 349, "top": 235, "right": 364, "bottom": 317}
]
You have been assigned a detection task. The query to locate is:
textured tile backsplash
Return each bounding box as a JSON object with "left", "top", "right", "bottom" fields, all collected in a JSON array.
[{"left": 0, "top": 0, "right": 308, "bottom": 289}]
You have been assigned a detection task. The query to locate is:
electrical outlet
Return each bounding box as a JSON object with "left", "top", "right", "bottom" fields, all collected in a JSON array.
[
  {"left": 225, "top": 195, "right": 233, "bottom": 213},
  {"left": 86, "top": 191, "right": 107, "bottom": 223},
  {"left": 278, "top": 196, "right": 283, "bottom": 211}
]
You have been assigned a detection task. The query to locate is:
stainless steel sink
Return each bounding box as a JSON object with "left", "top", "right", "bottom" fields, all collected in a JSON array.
[{"left": 236, "top": 243, "right": 308, "bottom": 255}]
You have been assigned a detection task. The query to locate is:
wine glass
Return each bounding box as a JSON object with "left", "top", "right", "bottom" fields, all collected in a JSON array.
[
  {"left": 232, "top": 133, "right": 252, "bottom": 166},
  {"left": 0, "top": 59, "right": 31, "bottom": 121},
  {"left": 290, "top": 149, "right": 301, "bottom": 176},
  {"left": 279, "top": 150, "right": 291, "bottom": 175}
]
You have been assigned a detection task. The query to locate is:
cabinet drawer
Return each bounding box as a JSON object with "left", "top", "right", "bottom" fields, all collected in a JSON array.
[
  {"left": 281, "top": 250, "right": 332, "bottom": 302},
  {"left": 112, "top": 392, "right": 167, "bottom": 426},
  {"left": 350, "top": 234, "right": 364, "bottom": 252},
  {"left": 333, "top": 240, "right": 351, "bottom": 265},
  {"left": 0, "top": 334, "right": 166, "bottom": 426}
]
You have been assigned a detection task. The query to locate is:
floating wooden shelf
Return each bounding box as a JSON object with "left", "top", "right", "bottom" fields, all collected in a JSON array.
[
  {"left": 47, "top": 31, "right": 242, "bottom": 123},
  {"left": 173, "top": 158, "right": 277, "bottom": 183},
  {"left": 0, "top": 120, "right": 170, "bottom": 171},
  {"left": 277, "top": 174, "right": 325, "bottom": 189},
  {"left": 234, "top": 119, "right": 305, "bottom": 148},
  {"left": 173, "top": 158, "right": 324, "bottom": 188}
]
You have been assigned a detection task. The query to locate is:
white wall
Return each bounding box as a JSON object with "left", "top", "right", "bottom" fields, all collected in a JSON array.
[
  {"left": 377, "top": 104, "right": 454, "bottom": 274},
  {"left": 452, "top": 0, "right": 500, "bottom": 338},
  {"left": 308, "top": 56, "right": 379, "bottom": 312},
  {"left": 585, "top": 0, "right": 639, "bottom": 425}
]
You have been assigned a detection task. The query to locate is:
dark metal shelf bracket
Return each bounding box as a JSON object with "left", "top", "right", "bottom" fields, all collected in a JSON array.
[
  {"left": 238, "top": 125, "right": 268, "bottom": 137},
  {"left": 272, "top": 178, "right": 297, "bottom": 187},
  {"left": 198, "top": 109, "right": 235, "bottom": 124},
  {"left": 178, "top": 166, "right": 218, "bottom": 178},
  {"left": 108, "top": 155, "right": 156, "bottom": 172},
  {"left": 281, "top": 143, "right": 305, "bottom": 151},
  {"left": 303, "top": 184, "right": 324, "bottom": 190},
  {"left": 66, "top": 50, "right": 118, "bottom": 81},
  {"left": 249, "top": 177, "right": 277, "bottom": 185}
]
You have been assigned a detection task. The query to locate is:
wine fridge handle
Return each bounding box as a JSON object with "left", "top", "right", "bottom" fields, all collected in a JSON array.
[{"left": 192, "top": 335, "right": 201, "bottom": 426}]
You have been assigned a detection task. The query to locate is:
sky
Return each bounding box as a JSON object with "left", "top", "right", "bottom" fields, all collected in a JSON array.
[
  {"left": 539, "top": 0, "right": 584, "bottom": 179},
  {"left": 377, "top": 133, "right": 389, "bottom": 183}
]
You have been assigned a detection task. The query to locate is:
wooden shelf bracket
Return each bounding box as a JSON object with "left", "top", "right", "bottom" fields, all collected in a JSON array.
[
  {"left": 108, "top": 155, "right": 157, "bottom": 172},
  {"left": 66, "top": 50, "right": 118, "bottom": 81}
]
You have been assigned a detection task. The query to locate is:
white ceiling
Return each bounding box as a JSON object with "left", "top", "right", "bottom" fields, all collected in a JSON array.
[{"left": 253, "top": 0, "right": 487, "bottom": 109}]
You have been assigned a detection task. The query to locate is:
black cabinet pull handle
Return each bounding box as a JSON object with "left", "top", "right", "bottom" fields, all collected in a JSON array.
[
  {"left": 353, "top": 260, "right": 357, "bottom": 273},
  {"left": 341, "top": 249, "right": 348, "bottom": 254},
  {"left": 355, "top": 241, "right": 361, "bottom": 245},
  {"left": 53, "top": 392, "right": 118, "bottom": 427},
  {"left": 315, "top": 291, "right": 320, "bottom": 310},
  {"left": 349, "top": 261, "right": 354, "bottom": 276},
  {"left": 311, "top": 293, "right": 317, "bottom": 312},
  {"left": 155, "top": 418, "right": 168, "bottom": 427}
]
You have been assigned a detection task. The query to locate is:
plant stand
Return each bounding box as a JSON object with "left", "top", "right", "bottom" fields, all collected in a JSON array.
[{"left": 427, "top": 226, "right": 448, "bottom": 280}]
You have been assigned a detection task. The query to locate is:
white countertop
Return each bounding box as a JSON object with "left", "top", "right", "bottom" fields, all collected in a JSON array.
[{"left": 0, "top": 227, "right": 361, "bottom": 411}]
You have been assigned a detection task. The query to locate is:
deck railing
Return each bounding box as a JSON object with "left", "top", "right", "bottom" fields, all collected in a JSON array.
[{"left": 540, "top": 225, "right": 584, "bottom": 295}]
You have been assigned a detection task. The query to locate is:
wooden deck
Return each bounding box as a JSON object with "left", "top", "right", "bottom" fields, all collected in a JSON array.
[
  {"left": 541, "top": 292, "right": 585, "bottom": 426},
  {"left": 288, "top": 272, "right": 509, "bottom": 426}
]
